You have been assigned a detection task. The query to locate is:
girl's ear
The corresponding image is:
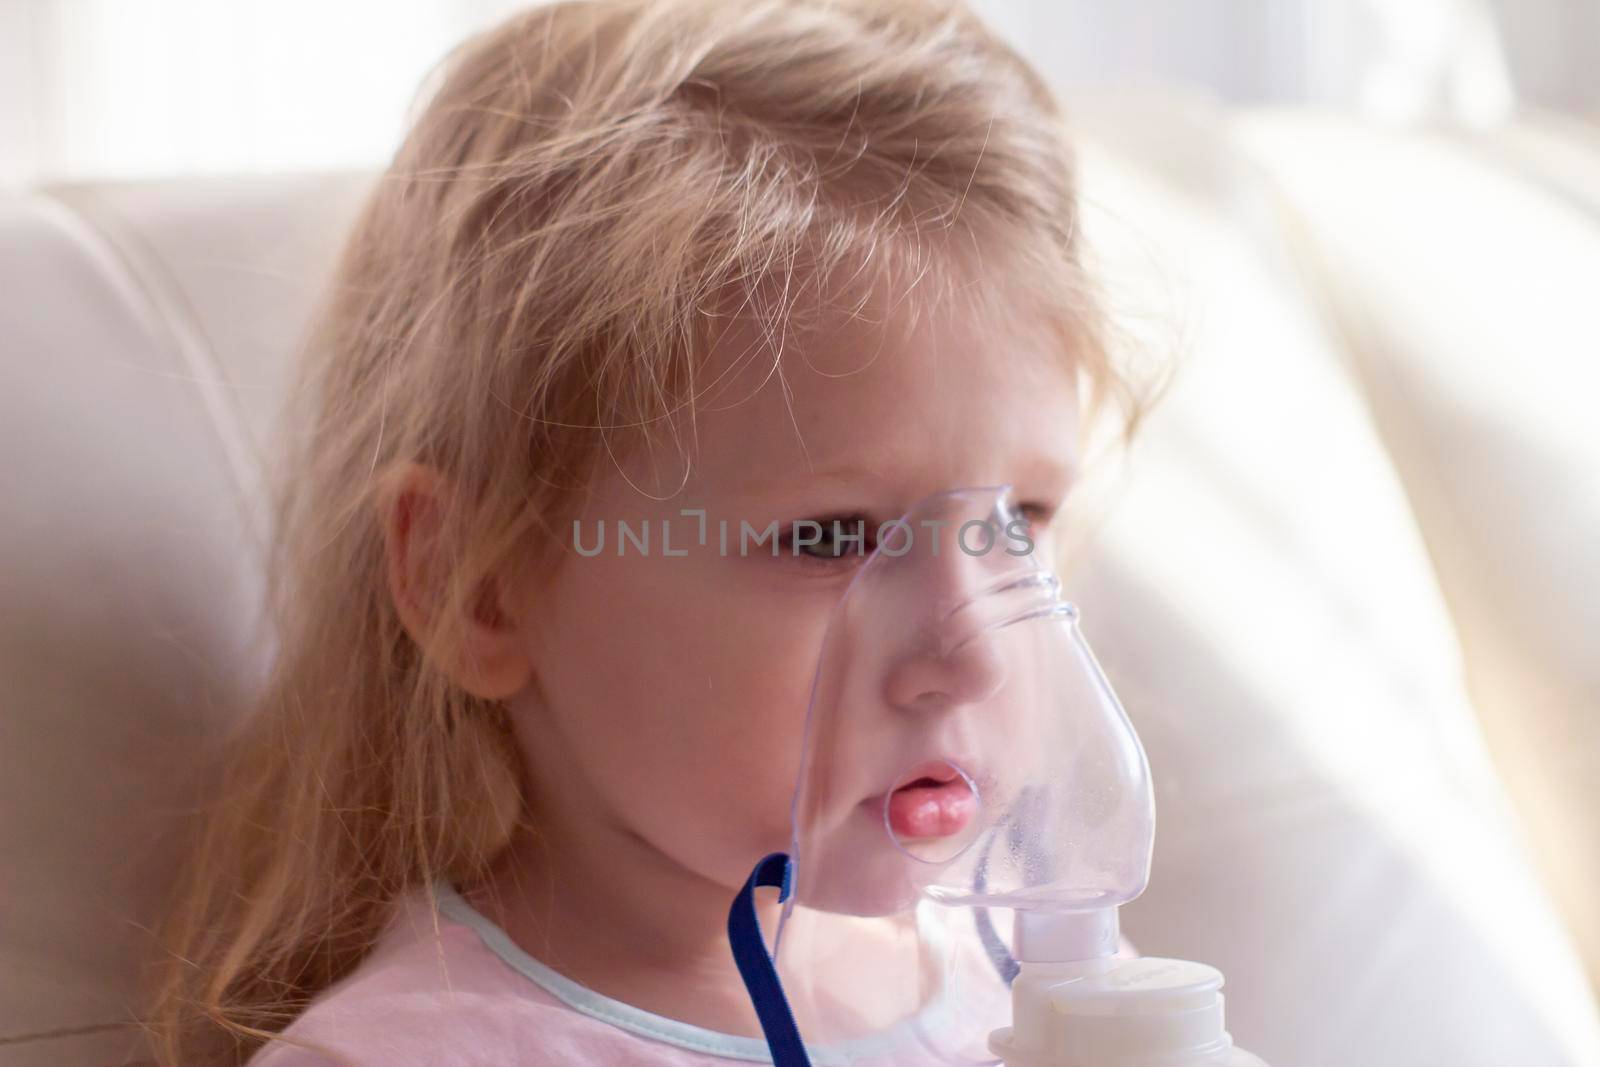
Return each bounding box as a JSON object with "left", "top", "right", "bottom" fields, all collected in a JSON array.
[{"left": 378, "top": 461, "right": 536, "bottom": 701}]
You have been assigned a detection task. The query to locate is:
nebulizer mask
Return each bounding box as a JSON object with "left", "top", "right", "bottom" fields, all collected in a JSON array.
[{"left": 727, "top": 486, "right": 1267, "bottom": 1066}]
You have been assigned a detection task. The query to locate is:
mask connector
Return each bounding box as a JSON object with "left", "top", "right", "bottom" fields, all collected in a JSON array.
[{"left": 1013, "top": 906, "right": 1121, "bottom": 963}]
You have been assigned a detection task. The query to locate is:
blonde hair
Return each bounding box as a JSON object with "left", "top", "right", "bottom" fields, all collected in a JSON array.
[{"left": 146, "top": 0, "right": 1155, "bottom": 1062}]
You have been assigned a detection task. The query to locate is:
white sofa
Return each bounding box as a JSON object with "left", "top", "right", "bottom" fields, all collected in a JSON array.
[{"left": 3, "top": 102, "right": 1598, "bottom": 1066}]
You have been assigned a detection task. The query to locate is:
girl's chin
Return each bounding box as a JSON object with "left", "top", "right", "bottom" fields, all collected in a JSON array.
[
  {"left": 794, "top": 878, "right": 922, "bottom": 919},
  {"left": 788, "top": 833, "right": 930, "bottom": 918}
]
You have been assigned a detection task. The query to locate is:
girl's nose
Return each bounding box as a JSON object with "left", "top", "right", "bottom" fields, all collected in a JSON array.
[
  {"left": 882, "top": 627, "right": 1008, "bottom": 714},
  {"left": 881, "top": 545, "right": 1011, "bottom": 714}
]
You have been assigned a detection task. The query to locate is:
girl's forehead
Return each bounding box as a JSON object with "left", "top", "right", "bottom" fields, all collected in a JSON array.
[
  {"left": 698, "top": 261, "right": 1075, "bottom": 396},
  {"left": 625, "top": 291, "right": 1082, "bottom": 507}
]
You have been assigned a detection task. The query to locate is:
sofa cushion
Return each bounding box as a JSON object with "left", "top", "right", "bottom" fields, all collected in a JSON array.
[{"left": 1233, "top": 109, "right": 1600, "bottom": 1003}]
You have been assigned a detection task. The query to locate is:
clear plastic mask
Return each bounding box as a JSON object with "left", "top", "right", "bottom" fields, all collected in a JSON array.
[{"left": 761, "top": 485, "right": 1155, "bottom": 1064}]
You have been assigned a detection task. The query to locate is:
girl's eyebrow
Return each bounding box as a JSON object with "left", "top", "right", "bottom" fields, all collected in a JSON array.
[
  {"left": 733, "top": 452, "right": 1080, "bottom": 502},
  {"left": 732, "top": 472, "right": 883, "bottom": 507}
]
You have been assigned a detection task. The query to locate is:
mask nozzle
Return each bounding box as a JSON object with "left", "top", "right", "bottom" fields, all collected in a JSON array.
[{"left": 1013, "top": 906, "right": 1121, "bottom": 963}]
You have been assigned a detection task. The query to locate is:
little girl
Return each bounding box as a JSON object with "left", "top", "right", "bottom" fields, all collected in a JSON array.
[{"left": 147, "top": 0, "right": 1149, "bottom": 1063}]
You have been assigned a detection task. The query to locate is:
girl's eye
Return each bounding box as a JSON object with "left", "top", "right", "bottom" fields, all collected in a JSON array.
[
  {"left": 779, "top": 503, "right": 1053, "bottom": 571},
  {"left": 780, "top": 514, "right": 876, "bottom": 568},
  {"left": 1017, "top": 501, "right": 1054, "bottom": 530}
]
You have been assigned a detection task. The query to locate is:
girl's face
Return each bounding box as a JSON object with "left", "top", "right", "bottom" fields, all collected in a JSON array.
[{"left": 504, "top": 282, "right": 1081, "bottom": 907}]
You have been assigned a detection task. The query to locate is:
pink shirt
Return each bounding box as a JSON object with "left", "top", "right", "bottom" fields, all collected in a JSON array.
[{"left": 247, "top": 883, "right": 1125, "bottom": 1066}]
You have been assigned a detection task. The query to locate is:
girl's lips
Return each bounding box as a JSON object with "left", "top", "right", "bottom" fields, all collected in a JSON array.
[
  {"left": 893, "top": 760, "right": 963, "bottom": 787},
  {"left": 877, "top": 759, "right": 978, "bottom": 840}
]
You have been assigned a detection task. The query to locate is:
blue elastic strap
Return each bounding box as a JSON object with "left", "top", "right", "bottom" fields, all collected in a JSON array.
[{"left": 727, "top": 852, "right": 812, "bottom": 1066}]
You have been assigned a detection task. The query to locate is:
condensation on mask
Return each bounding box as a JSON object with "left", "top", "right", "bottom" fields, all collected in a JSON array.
[{"left": 757, "top": 484, "right": 1156, "bottom": 1065}]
